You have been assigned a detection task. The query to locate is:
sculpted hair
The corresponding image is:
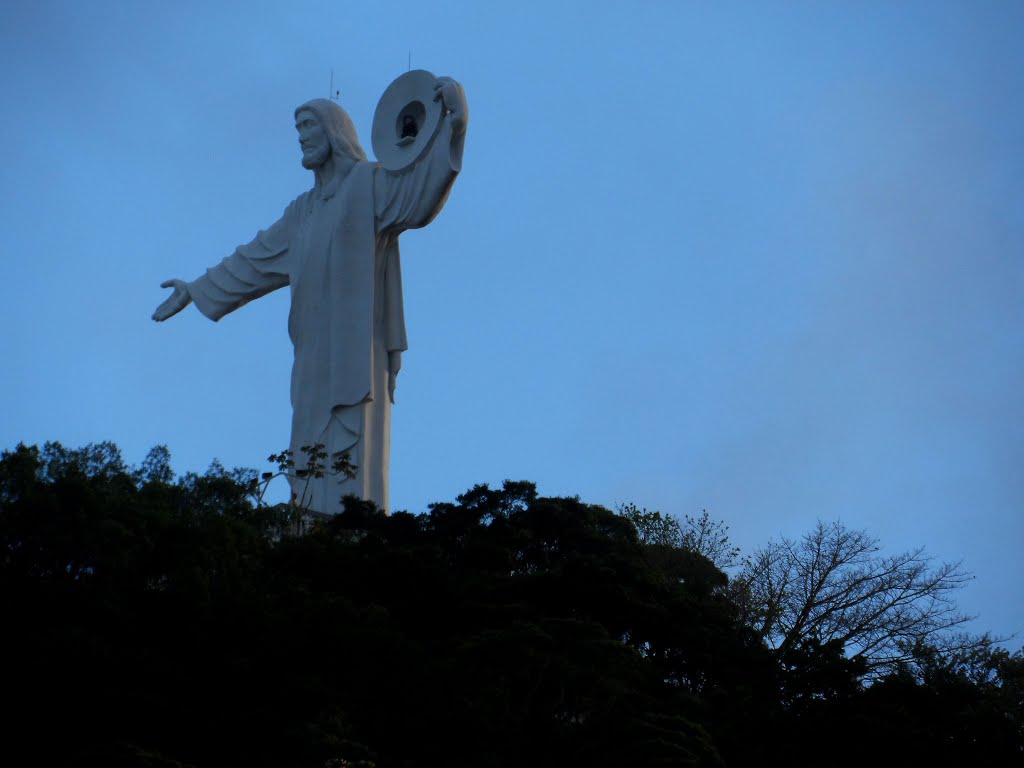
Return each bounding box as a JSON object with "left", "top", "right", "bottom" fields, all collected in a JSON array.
[{"left": 295, "top": 98, "right": 368, "bottom": 162}]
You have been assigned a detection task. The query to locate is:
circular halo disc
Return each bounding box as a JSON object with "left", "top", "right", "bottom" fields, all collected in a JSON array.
[{"left": 371, "top": 69, "right": 443, "bottom": 172}]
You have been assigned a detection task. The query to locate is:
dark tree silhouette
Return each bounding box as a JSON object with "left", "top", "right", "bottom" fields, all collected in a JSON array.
[
  {"left": 734, "top": 519, "right": 987, "bottom": 677},
  {"left": 1, "top": 441, "right": 1020, "bottom": 767}
]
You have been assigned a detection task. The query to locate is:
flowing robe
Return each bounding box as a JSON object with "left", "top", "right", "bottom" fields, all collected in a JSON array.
[{"left": 187, "top": 117, "right": 463, "bottom": 513}]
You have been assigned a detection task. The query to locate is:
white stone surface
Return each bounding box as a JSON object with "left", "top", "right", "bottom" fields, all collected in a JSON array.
[
  {"left": 372, "top": 69, "right": 445, "bottom": 172},
  {"left": 152, "top": 74, "right": 468, "bottom": 514}
]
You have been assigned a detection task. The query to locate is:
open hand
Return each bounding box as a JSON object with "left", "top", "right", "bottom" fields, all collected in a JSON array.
[
  {"left": 387, "top": 350, "right": 402, "bottom": 404},
  {"left": 152, "top": 279, "right": 192, "bottom": 321},
  {"left": 388, "top": 370, "right": 397, "bottom": 404}
]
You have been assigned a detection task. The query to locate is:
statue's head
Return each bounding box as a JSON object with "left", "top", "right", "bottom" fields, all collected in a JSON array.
[{"left": 294, "top": 98, "right": 367, "bottom": 169}]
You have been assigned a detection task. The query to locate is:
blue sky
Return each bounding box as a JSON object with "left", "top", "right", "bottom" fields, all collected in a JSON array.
[{"left": 2, "top": 1, "right": 1021, "bottom": 642}]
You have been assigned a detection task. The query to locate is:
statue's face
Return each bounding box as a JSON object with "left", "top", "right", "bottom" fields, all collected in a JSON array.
[{"left": 296, "top": 110, "right": 330, "bottom": 169}]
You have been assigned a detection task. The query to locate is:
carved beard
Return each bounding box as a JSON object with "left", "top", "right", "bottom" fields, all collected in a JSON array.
[{"left": 301, "top": 142, "right": 331, "bottom": 170}]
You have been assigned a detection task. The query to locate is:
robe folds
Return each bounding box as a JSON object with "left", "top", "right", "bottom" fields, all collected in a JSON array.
[{"left": 188, "top": 116, "right": 462, "bottom": 513}]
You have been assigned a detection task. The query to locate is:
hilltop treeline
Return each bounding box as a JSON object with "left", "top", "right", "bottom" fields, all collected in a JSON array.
[{"left": 2, "top": 442, "right": 1021, "bottom": 767}]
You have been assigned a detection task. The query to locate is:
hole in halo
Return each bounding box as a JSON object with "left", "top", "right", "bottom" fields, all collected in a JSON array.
[{"left": 395, "top": 101, "right": 426, "bottom": 144}]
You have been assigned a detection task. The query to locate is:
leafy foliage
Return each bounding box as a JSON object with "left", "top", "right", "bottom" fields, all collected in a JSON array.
[
  {"left": 616, "top": 504, "right": 740, "bottom": 569},
  {"left": 1, "top": 442, "right": 1019, "bottom": 767},
  {"left": 260, "top": 443, "right": 356, "bottom": 513}
]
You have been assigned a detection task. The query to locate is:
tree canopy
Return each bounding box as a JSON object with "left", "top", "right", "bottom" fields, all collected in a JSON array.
[
  {"left": 2, "top": 441, "right": 1020, "bottom": 767},
  {"left": 735, "top": 519, "right": 981, "bottom": 677}
]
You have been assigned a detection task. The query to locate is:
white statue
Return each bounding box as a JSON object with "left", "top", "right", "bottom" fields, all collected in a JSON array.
[{"left": 153, "top": 74, "right": 468, "bottom": 513}]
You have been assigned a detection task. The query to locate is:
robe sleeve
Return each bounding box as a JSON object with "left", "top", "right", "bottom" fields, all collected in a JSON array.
[
  {"left": 188, "top": 200, "right": 297, "bottom": 321},
  {"left": 374, "top": 115, "right": 464, "bottom": 235}
]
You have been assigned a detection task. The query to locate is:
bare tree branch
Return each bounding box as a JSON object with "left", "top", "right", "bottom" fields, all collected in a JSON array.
[{"left": 735, "top": 520, "right": 982, "bottom": 677}]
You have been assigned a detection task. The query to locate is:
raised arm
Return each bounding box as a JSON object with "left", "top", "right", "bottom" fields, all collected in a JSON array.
[{"left": 374, "top": 76, "right": 468, "bottom": 234}]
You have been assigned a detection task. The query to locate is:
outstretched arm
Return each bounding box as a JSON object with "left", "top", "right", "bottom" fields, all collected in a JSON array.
[{"left": 152, "top": 201, "right": 297, "bottom": 323}]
